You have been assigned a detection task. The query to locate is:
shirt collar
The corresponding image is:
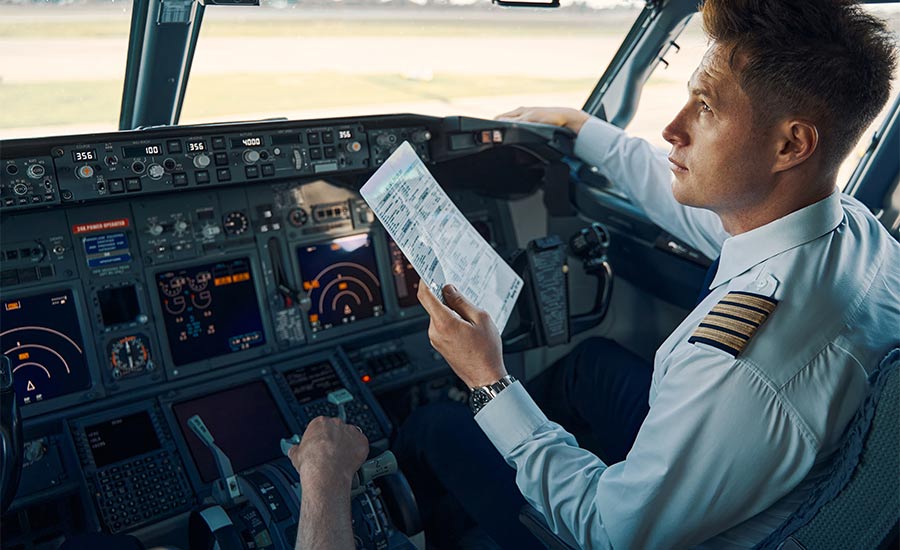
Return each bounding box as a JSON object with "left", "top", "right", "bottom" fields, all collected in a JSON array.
[{"left": 710, "top": 191, "right": 844, "bottom": 290}]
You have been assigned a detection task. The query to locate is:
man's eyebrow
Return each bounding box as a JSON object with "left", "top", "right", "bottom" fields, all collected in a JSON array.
[{"left": 688, "top": 80, "right": 718, "bottom": 103}]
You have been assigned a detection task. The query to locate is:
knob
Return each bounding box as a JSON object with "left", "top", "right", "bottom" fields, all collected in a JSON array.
[
  {"left": 174, "top": 220, "right": 189, "bottom": 234},
  {"left": 375, "top": 134, "right": 394, "bottom": 148},
  {"left": 193, "top": 153, "right": 211, "bottom": 169},
  {"left": 242, "top": 150, "right": 261, "bottom": 164},
  {"left": 346, "top": 141, "right": 362, "bottom": 153},
  {"left": 148, "top": 223, "right": 164, "bottom": 237},
  {"left": 202, "top": 223, "right": 221, "bottom": 239},
  {"left": 147, "top": 164, "right": 165, "bottom": 180},
  {"left": 26, "top": 164, "right": 45, "bottom": 179},
  {"left": 76, "top": 165, "right": 94, "bottom": 179},
  {"left": 412, "top": 130, "right": 432, "bottom": 143},
  {"left": 105, "top": 155, "right": 118, "bottom": 167},
  {"left": 13, "top": 183, "right": 28, "bottom": 195}
]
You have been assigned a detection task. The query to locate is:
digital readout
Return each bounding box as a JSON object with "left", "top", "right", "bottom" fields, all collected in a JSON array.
[
  {"left": 72, "top": 150, "right": 97, "bottom": 162},
  {"left": 231, "top": 137, "right": 263, "bottom": 148},
  {"left": 122, "top": 144, "right": 162, "bottom": 158},
  {"left": 187, "top": 140, "right": 206, "bottom": 152}
]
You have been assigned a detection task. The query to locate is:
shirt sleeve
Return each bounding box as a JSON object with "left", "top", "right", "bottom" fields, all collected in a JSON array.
[
  {"left": 476, "top": 349, "right": 817, "bottom": 549},
  {"left": 573, "top": 117, "right": 729, "bottom": 259}
]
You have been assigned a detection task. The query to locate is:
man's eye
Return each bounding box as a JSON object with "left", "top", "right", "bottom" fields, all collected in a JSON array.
[{"left": 699, "top": 101, "right": 712, "bottom": 113}]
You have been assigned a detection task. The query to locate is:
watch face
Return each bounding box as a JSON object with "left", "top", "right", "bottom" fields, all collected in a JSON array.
[{"left": 469, "top": 389, "right": 490, "bottom": 413}]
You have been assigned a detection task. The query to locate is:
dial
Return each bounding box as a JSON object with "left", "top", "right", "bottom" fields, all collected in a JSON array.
[
  {"left": 288, "top": 207, "right": 308, "bottom": 227},
  {"left": 189, "top": 270, "right": 211, "bottom": 292},
  {"left": 109, "top": 335, "right": 151, "bottom": 379},
  {"left": 223, "top": 211, "right": 249, "bottom": 236}
]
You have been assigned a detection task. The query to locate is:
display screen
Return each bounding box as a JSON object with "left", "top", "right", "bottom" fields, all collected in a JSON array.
[
  {"left": 122, "top": 144, "right": 162, "bottom": 158},
  {"left": 172, "top": 381, "right": 291, "bottom": 483},
  {"left": 387, "top": 236, "right": 420, "bottom": 308},
  {"left": 231, "top": 137, "right": 263, "bottom": 148},
  {"left": 1, "top": 290, "right": 92, "bottom": 406},
  {"left": 297, "top": 233, "right": 384, "bottom": 332},
  {"left": 284, "top": 361, "right": 344, "bottom": 405},
  {"left": 186, "top": 140, "right": 206, "bottom": 152},
  {"left": 271, "top": 134, "right": 300, "bottom": 146},
  {"left": 72, "top": 150, "right": 97, "bottom": 163},
  {"left": 86, "top": 411, "right": 161, "bottom": 468},
  {"left": 97, "top": 285, "right": 141, "bottom": 326},
  {"left": 155, "top": 258, "right": 265, "bottom": 366},
  {"left": 83, "top": 232, "right": 132, "bottom": 269}
]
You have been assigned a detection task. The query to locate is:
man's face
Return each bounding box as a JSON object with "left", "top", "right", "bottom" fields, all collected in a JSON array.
[{"left": 662, "top": 43, "right": 774, "bottom": 217}]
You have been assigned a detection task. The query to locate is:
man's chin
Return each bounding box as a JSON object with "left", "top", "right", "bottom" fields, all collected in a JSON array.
[{"left": 671, "top": 178, "right": 696, "bottom": 207}]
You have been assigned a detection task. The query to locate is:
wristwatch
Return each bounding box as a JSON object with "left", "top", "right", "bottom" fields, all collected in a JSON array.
[{"left": 469, "top": 375, "right": 517, "bottom": 415}]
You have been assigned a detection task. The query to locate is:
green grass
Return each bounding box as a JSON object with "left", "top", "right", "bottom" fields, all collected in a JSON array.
[{"left": 0, "top": 72, "right": 595, "bottom": 129}]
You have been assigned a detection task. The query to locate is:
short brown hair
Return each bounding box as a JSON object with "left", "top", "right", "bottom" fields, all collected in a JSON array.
[{"left": 701, "top": 0, "right": 897, "bottom": 174}]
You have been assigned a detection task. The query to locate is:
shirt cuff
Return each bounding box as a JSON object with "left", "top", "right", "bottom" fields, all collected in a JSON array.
[
  {"left": 474, "top": 381, "right": 549, "bottom": 457},
  {"left": 573, "top": 116, "right": 625, "bottom": 168}
]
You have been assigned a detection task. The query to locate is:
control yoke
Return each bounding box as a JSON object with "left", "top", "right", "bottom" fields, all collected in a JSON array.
[{"left": 504, "top": 222, "right": 613, "bottom": 352}]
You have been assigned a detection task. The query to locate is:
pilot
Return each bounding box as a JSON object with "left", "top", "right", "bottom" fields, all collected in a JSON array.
[{"left": 288, "top": 0, "right": 899, "bottom": 548}]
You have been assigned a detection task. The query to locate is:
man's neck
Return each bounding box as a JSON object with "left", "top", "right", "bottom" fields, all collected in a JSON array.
[{"left": 718, "top": 175, "right": 836, "bottom": 236}]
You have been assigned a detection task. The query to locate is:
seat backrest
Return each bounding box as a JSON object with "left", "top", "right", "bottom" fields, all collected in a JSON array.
[{"left": 755, "top": 347, "right": 900, "bottom": 550}]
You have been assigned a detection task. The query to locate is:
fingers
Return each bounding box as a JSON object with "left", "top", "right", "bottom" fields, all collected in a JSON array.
[
  {"left": 441, "top": 285, "right": 486, "bottom": 325},
  {"left": 417, "top": 282, "right": 453, "bottom": 323},
  {"left": 495, "top": 106, "right": 527, "bottom": 120}
]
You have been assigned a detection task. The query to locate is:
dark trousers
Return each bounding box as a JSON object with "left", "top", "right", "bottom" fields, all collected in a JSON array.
[{"left": 392, "top": 337, "right": 653, "bottom": 549}]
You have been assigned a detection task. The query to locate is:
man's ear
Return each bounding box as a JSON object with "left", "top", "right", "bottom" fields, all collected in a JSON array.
[{"left": 772, "top": 119, "right": 818, "bottom": 173}]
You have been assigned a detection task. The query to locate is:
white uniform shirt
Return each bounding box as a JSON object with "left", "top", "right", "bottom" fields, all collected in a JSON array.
[{"left": 475, "top": 117, "right": 900, "bottom": 549}]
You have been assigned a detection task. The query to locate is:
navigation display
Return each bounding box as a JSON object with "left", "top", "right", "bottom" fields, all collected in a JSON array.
[
  {"left": 86, "top": 411, "right": 161, "bottom": 468},
  {"left": 155, "top": 258, "right": 265, "bottom": 366},
  {"left": 1, "top": 290, "right": 92, "bottom": 406},
  {"left": 387, "top": 236, "right": 420, "bottom": 308},
  {"left": 297, "top": 233, "right": 384, "bottom": 332},
  {"left": 172, "top": 381, "right": 291, "bottom": 483},
  {"left": 284, "top": 361, "right": 344, "bottom": 405}
]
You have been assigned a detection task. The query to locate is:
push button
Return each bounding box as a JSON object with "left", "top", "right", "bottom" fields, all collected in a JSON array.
[
  {"left": 195, "top": 171, "right": 210, "bottom": 184},
  {"left": 212, "top": 137, "right": 226, "bottom": 150},
  {"left": 216, "top": 168, "right": 231, "bottom": 181},
  {"left": 166, "top": 140, "right": 182, "bottom": 154},
  {"left": 173, "top": 173, "right": 188, "bottom": 187},
  {"left": 214, "top": 152, "right": 228, "bottom": 166},
  {"left": 245, "top": 166, "right": 259, "bottom": 178},
  {"left": 324, "top": 146, "right": 336, "bottom": 159},
  {"left": 261, "top": 164, "right": 275, "bottom": 177},
  {"left": 108, "top": 179, "right": 125, "bottom": 194},
  {"left": 309, "top": 148, "right": 322, "bottom": 160},
  {"left": 307, "top": 132, "right": 320, "bottom": 145},
  {"left": 125, "top": 178, "right": 142, "bottom": 192}
]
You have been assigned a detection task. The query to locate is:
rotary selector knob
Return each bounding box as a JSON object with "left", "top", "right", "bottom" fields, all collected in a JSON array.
[
  {"left": 173, "top": 220, "right": 189, "bottom": 236},
  {"left": 201, "top": 223, "right": 221, "bottom": 239},
  {"left": 147, "top": 164, "right": 165, "bottom": 180},
  {"left": 193, "top": 153, "right": 211, "bottom": 169},
  {"left": 76, "top": 165, "right": 95, "bottom": 179},
  {"left": 26, "top": 164, "right": 45, "bottom": 179},
  {"left": 148, "top": 223, "right": 164, "bottom": 237},
  {"left": 346, "top": 141, "right": 363, "bottom": 153},
  {"left": 242, "top": 150, "right": 261, "bottom": 164},
  {"left": 412, "top": 130, "right": 432, "bottom": 143},
  {"left": 375, "top": 134, "right": 395, "bottom": 148},
  {"left": 13, "top": 183, "right": 29, "bottom": 196}
]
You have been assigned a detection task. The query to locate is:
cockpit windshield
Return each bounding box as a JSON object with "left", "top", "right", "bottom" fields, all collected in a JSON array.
[{"left": 0, "top": 0, "right": 644, "bottom": 139}]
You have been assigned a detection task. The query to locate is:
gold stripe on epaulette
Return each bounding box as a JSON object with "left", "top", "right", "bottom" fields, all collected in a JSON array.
[
  {"left": 722, "top": 292, "right": 777, "bottom": 314},
  {"left": 710, "top": 303, "right": 768, "bottom": 325},
  {"left": 689, "top": 291, "right": 778, "bottom": 357}
]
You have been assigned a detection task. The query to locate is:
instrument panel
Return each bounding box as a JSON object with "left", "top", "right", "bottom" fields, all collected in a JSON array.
[{"left": 0, "top": 113, "right": 572, "bottom": 545}]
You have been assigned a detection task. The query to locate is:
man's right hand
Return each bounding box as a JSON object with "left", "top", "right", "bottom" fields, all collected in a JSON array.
[{"left": 495, "top": 107, "right": 591, "bottom": 135}]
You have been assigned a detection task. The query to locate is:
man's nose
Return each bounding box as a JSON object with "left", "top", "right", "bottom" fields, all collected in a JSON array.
[{"left": 662, "top": 110, "right": 688, "bottom": 147}]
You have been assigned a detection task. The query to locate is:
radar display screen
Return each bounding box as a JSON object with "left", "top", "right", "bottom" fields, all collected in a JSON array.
[
  {"left": 1, "top": 290, "right": 92, "bottom": 406},
  {"left": 172, "top": 381, "right": 291, "bottom": 483},
  {"left": 86, "top": 411, "right": 161, "bottom": 468},
  {"left": 156, "top": 257, "right": 265, "bottom": 366},
  {"left": 284, "top": 361, "right": 344, "bottom": 405},
  {"left": 387, "top": 236, "right": 420, "bottom": 308},
  {"left": 297, "top": 233, "right": 384, "bottom": 332}
]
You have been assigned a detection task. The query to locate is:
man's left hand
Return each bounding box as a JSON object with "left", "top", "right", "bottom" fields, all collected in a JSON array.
[{"left": 417, "top": 283, "right": 507, "bottom": 388}]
